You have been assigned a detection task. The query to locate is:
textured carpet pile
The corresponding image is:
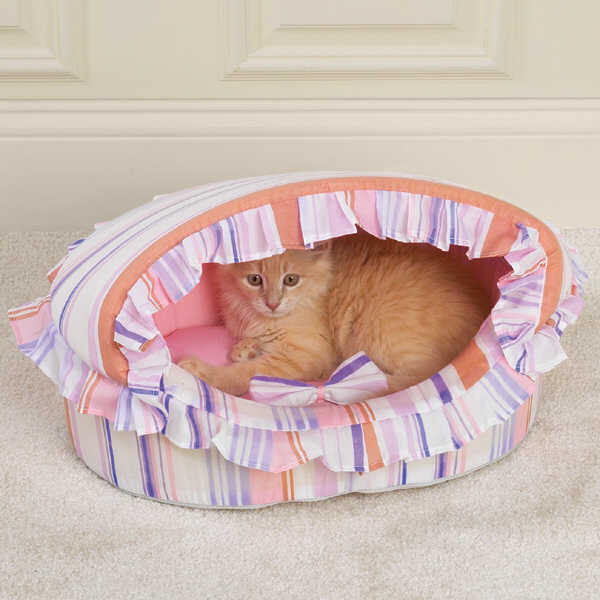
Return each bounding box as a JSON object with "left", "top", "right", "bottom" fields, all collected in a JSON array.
[{"left": 1, "top": 230, "right": 598, "bottom": 599}]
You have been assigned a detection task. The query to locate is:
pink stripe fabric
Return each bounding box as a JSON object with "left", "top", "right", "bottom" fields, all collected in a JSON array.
[{"left": 63, "top": 383, "right": 540, "bottom": 507}]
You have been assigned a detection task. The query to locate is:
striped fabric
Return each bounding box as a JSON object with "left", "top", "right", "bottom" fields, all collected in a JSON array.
[
  {"left": 371, "top": 189, "right": 494, "bottom": 256},
  {"left": 64, "top": 385, "right": 539, "bottom": 508},
  {"left": 249, "top": 352, "right": 389, "bottom": 407},
  {"left": 298, "top": 191, "right": 357, "bottom": 247},
  {"left": 8, "top": 174, "right": 587, "bottom": 506}
]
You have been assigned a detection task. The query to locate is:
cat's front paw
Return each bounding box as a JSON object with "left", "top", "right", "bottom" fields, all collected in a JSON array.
[
  {"left": 177, "top": 358, "right": 250, "bottom": 396},
  {"left": 178, "top": 357, "right": 215, "bottom": 382},
  {"left": 230, "top": 338, "right": 262, "bottom": 362}
]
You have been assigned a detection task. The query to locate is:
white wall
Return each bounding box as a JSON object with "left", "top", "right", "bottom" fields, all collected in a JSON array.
[{"left": 1, "top": 0, "right": 599, "bottom": 230}]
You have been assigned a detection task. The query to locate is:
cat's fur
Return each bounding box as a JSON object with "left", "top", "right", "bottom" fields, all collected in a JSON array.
[{"left": 178, "top": 230, "right": 490, "bottom": 396}]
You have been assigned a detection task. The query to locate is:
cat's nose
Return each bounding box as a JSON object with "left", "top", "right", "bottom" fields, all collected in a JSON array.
[{"left": 266, "top": 300, "right": 280, "bottom": 312}]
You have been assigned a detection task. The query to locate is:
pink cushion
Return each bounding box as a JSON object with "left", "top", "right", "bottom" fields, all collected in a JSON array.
[
  {"left": 165, "top": 325, "right": 234, "bottom": 366},
  {"left": 153, "top": 264, "right": 221, "bottom": 337}
]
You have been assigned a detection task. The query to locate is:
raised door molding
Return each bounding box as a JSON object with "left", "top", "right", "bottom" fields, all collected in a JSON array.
[
  {"left": 1, "top": 99, "right": 599, "bottom": 138},
  {"left": 223, "top": 0, "right": 517, "bottom": 80},
  {"left": 0, "top": 0, "right": 86, "bottom": 81}
]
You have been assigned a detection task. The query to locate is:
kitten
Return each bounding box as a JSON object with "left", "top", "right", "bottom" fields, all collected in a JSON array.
[
  {"left": 178, "top": 245, "right": 338, "bottom": 396},
  {"left": 178, "top": 230, "right": 490, "bottom": 397}
]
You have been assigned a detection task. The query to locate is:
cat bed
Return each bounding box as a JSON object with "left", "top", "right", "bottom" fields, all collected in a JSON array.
[{"left": 9, "top": 173, "right": 586, "bottom": 508}]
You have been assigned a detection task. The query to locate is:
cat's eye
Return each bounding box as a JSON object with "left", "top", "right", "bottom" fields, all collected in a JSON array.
[
  {"left": 283, "top": 274, "right": 300, "bottom": 287},
  {"left": 246, "top": 274, "right": 262, "bottom": 286}
]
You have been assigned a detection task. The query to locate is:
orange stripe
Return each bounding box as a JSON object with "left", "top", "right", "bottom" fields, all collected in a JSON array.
[
  {"left": 293, "top": 431, "right": 309, "bottom": 463},
  {"left": 452, "top": 339, "right": 490, "bottom": 390},
  {"left": 8, "top": 297, "right": 50, "bottom": 320},
  {"left": 344, "top": 404, "right": 358, "bottom": 425},
  {"left": 63, "top": 398, "right": 76, "bottom": 450},
  {"left": 77, "top": 372, "right": 94, "bottom": 412},
  {"left": 98, "top": 176, "right": 564, "bottom": 385},
  {"left": 47, "top": 266, "right": 60, "bottom": 284},
  {"left": 145, "top": 272, "right": 165, "bottom": 309},
  {"left": 355, "top": 403, "right": 371, "bottom": 423},
  {"left": 79, "top": 372, "right": 97, "bottom": 413},
  {"left": 83, "top": 373, "right": 101, "bottom": 413},
  {"left": 286, "top": 431, "right": 307, "bottom": 465},
  {"left": 362, "top": 421, "right": 385, "bottom": 471},
  {"left": 280, "top": 471, "right": 288, "bottom": 501},
  {"left": 141, "top": 273, "right": 162, "bottom": 311},
  {"left": 362, "top": 401, "right": 376, "bottom": 421},
  {"left": 289, "top": 469, "right": 295, "bottom": 500},
  {"left": 480, "top": 215, "right": 518, "bottom": 258}
]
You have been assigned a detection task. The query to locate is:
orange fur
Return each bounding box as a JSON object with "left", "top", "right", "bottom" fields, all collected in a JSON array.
[
  {"left": 328, "top": 230, "right": 490, "bottom": 391},
  {"left": 179, "top": 230, "right": 490, "bottom": 396}
]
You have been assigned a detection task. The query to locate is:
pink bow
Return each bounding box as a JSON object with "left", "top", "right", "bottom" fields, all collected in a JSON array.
[{"left": 249, "top": 352, "right": 389, "bottom": 407}]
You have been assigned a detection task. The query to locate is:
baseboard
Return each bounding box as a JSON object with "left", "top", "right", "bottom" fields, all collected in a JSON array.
[{"left": 2, "top": 99, "right": 599, "bottom": 230}]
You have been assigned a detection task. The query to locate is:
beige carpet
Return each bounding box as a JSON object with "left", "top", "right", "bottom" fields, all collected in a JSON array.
[{"left": 1, "top": 230, "right": 598, "bottom": 600}]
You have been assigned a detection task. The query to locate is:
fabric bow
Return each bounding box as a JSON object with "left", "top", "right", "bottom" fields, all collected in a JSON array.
[{"left": 249, "top": 352, "right": 389, "bottom": 407}]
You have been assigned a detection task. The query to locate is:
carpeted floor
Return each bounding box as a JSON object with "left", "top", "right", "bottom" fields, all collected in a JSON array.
[{"left": 1, "top": 230, "right": 598, "bottom": 600}]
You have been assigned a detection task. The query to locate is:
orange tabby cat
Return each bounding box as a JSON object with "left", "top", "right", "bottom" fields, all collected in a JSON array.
[
  {"left": 178, "top": 245, "right": 338, "bottom": 396},
  {"left": 178, "top": 230, "right": 490, "bottom": 396}
]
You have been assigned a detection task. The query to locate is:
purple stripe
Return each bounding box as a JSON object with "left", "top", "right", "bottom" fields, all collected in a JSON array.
[
  {"left": 226, "top": 217, "right": 240, "bottom": 263},
  {"left": 515, "top": 349, "right": 528, "bottom": 373},
  {"left": 493, "top": 363, "right": 530, "bottom": 401},
  {"left": 139, "top": 436, "right": 156, "bottom": 498},
  {"left": 327, "top": 353, "right": 370, "bottom": 385},
  {"left": 290, "top": 406, "right": 308, "bottom": 430},
  {"left": 239, "top": 462, "right": 251, "bottom": 505},
  {"left": 186, "top": 405, "right": 201, "bottom": 448},
  {"left": 436, "top": 453, "right": 445, "bottom": 478},
  {"left": 150, "top": 260, "right": 181, "bottom": 301},
  {"left": 484, "top": 370, "right": 521, "bottom": 411},
  {"left": 114, "top": 321, "right": 148, "bottom": 344},
  {"left": 33, "top": 326, "right": 58, "bottom": 366},
  {"left": 18, "top": 340, "right": 37, "bottom": 354},
  {"left": 208, "top": 223, "right": 223, "bottom": 262},
  {"left": 449, "top": 201, "right": 457, "bottom": 244},
  {"left": 351, "top": 424, "right": 365, "bottom": 471},
  {"left": 230, "top": 423, "right": 240, "bottom": 464},
  {"left": 248, "top": 428, "right": 262, "bottom": 469},
  {"left": 103, "top": 418, "right": 119, "bottom": 486},
  {"left": 414, "top": 414, "right": 430, "bottom": 457},
  {"left": 431, "top": 373, "right": 452, "bottom": 404},
  {"left": 500, "top": 297, "right": 541, "bottom": 309},
  {"left": 271, "top": 406, "right": 283, "bottom": 430},
  {"left": 305, "top": 407, "right": 319, "bottom": 429},
  {"left": 427, "top": 197, "right": 442, "bottom": 245},
  {"left": 226, "top": 460, "right": 238, "bottom": 506}
]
